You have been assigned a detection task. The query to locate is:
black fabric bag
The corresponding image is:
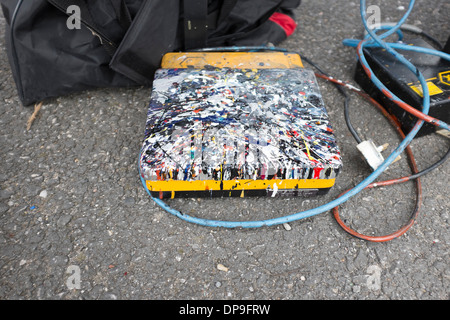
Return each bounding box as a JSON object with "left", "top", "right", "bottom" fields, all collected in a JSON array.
[{"left": 0, "top": 0, "right": 301, "bottom": 106}]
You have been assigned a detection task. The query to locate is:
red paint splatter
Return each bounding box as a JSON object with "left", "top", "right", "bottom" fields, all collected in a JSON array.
[{"left": 313, "top": 167, "right": 324, "bottom": 179}]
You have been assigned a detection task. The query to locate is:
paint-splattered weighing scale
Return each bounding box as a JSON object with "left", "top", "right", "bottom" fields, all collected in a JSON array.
[{"left": 139, "top": 51, "right": 343, "bottom": 199}]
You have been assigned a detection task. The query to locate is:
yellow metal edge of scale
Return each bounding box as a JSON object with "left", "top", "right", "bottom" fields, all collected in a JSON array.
[
  {"left": 146, "top": 178, "right": 336, "bottom": 192},
  {"left": 160, "top": 51, "right": 304, "bottom": 69}
]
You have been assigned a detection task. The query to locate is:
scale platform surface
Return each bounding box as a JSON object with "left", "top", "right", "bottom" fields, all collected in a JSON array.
[{"left": 139, "top": 51, "right": 342, "bottom": 199}]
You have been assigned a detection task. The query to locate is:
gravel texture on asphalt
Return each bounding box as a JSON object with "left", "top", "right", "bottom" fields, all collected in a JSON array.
[{"left": 0, "top": 0, "right": 448, "bottom": 300}]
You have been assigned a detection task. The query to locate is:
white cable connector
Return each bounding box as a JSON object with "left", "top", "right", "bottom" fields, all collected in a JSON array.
[
  {"left": 436, "top": 129, "right": 450, "bottom": 139},
  {"left": 357, "top": 140, "right": 393, "bottom": 171}
]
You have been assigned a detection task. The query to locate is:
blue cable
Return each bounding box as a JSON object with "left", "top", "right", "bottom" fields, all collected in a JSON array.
[
  {"left": 360, "top": 25, "right": 405, "bottom": 42},
  {"left": 139, "top": 0, "right": 434, "bottom": 228},
  {"left": 363, "top": 0, "right": 416, "bottom": 41},
  {"left": 343, "top": 1, "right": 450, "bottom": 132},
  {"left": 355, "top": 0, "right": 449, "bottom": 133},
  {"left": 342, "top": 39, "right": 450, "bottom": 61}
]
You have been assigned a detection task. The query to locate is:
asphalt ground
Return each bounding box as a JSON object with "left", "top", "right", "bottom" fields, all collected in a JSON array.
[{"left": 0, "top": 0, "right": 449, "bottom": 303}]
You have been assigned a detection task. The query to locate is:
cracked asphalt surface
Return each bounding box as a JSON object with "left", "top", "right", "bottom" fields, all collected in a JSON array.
[{"left": 0, "top": 0, "right": 449, "bottom": 301}]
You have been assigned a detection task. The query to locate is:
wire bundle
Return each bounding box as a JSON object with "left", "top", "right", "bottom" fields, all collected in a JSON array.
[
  {"left": 329, "top": 0, "right": 450, "bottom": 241},
  {"left": 140, "top": 0, "right": 449, "bottom": 241}
]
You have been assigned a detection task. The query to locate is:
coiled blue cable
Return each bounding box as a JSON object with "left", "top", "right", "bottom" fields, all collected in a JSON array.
[
  {"left": 344, "top": 0, "right": 450, "bottom": 131},
  {"left": 140, "top": 0, "right": 440, "bottom": 228}
]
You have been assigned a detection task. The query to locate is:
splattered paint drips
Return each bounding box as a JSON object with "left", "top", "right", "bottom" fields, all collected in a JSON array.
[{"left": 140, "top": 67, "right": 342, "bottom": 198}]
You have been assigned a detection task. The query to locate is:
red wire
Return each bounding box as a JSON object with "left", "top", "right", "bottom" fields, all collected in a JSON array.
[{"left": 315, "top": 73, "right": 422, "bottom": 242}]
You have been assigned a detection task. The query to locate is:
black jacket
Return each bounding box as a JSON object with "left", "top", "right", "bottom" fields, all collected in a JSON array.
[{"left": 1, "top": 0, "right": 301, "bottom": 106}]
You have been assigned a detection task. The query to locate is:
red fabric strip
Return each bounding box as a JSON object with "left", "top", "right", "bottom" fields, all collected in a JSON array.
[{"left": 269, "top": 12, "right": 298, "bottom": 37}]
